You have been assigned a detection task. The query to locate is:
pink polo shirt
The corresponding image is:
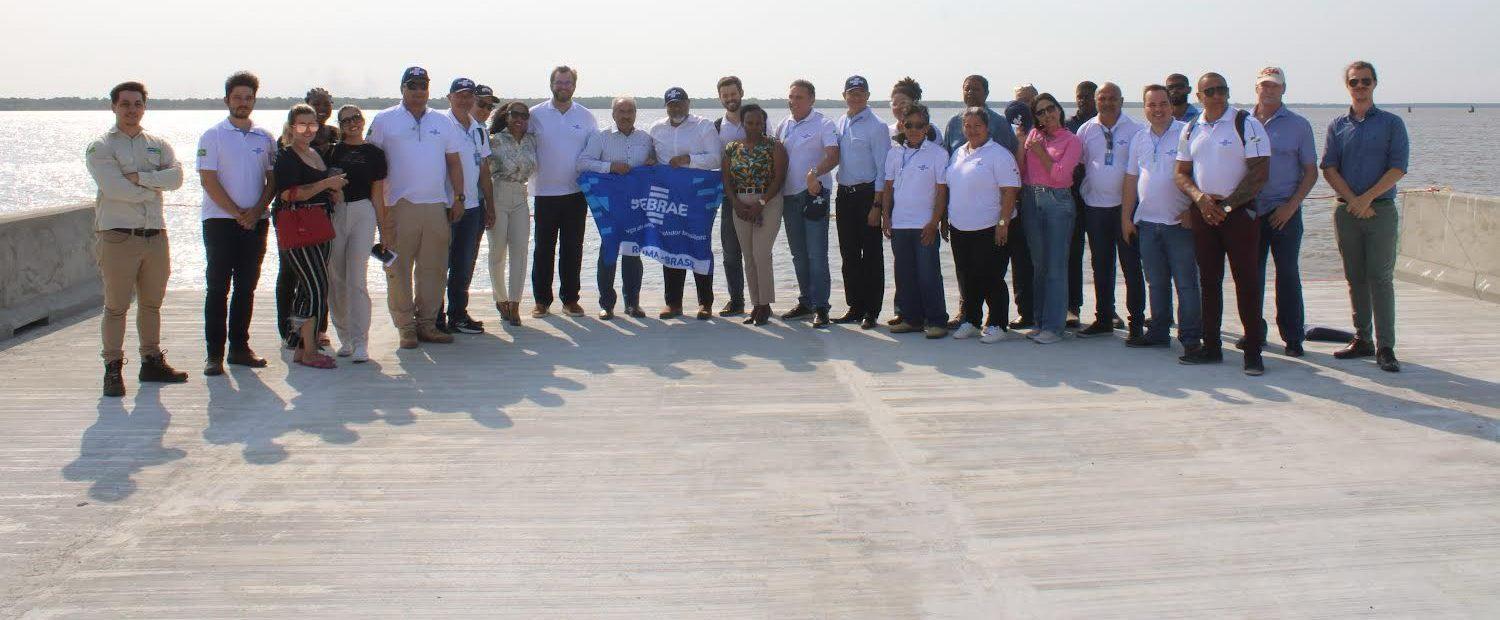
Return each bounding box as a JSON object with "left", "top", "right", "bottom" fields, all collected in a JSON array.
[{"left": 1020, "top": 127, "right": 1082, "bottom": 188}]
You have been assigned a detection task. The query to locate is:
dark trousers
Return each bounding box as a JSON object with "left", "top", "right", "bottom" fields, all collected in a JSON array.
[
  {"left": 439, "top": 206, "right": 485, "bottom": 324},
  {"left": 835, "top": 183, "right": 884, "bottom": 319},
  {"left": 1009, "top": 205, "right": 1035, "bottom": 323},
  {"left": 276, "top": 251, "right": 328, "bottom": 341},
  {"left": 719, "top": 197, "right": 745, "bottom": 305},
  {"left": 1068, "top": 185, "right": 1086, "bottom": 314},
  {"left": 1083, "top": 205, "right": 1145, "bottom": 327},
  {"left": 1190, "top": 206, "right": 1264, "bottom": 351},
  {"left": 950, "top": 226, "right": 1010, "bottom": 328},
  {"left": 891, "top": 229, "right": 947, "bottom": 327},
  {"left": 532, "top": 192, "right": 588, "bottom": 306},
  {"left": 203, "top": 218, "right": 268, "bottom": 358},
  {"left": 1257, "top": 210, "right": 1305, "bottom": 346},
  {"left": 664, "top": 266, "right": 713, "bottom": 308},
  {"left": 597, "top": 254, "right": 643, "bottom": 311}
]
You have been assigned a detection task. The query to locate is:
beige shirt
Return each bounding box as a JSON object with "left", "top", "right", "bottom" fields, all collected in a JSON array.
[
  {"left": 86, "top": 125, "right": 183, "bottom": 230},
  {"left": 489, "top": 130, "right": 538, "bottom": 185}
]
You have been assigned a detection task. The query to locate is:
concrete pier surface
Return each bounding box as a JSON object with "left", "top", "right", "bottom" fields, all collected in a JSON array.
[{"left": 2, "top": 280, "right": 1499, "bottom": 618}]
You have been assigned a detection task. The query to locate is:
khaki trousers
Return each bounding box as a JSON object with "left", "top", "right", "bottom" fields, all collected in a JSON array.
[
  {"left": 95, "top": 229, "right": 170, "bottom": 362},
  {"left": 488, "top": 181, "right": 531, "bottom": 303},
  {"left": 386, "top": 200, "right": 451, "bottom": 331},
  {"left": 732, "top": 192, "right": 783, "bottom": 306}
]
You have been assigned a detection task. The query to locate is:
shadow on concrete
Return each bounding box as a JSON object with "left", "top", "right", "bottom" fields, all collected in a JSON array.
[{"left": 61, "top": 385, "right": 188, "bottom": 502}]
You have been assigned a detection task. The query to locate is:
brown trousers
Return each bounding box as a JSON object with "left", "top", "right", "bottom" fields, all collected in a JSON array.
[
  {"left": 95, "top": 230, "right": 171, "bottom": 362},
  {"left": 385, "top": 200, "right": 451, "bottom": 331}
]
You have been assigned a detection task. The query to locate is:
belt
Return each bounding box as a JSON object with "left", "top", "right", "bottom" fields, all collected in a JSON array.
[
  {"left": 839, "top": 182, "right": 875, "bottom": 191},
  {"left": 110, "top": 228, "right": 162, "bottom": 238},
  {"left": 738, "top": 187, "right": 767, "bottom": 194}
]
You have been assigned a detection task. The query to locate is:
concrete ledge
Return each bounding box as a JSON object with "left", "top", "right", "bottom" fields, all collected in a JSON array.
[
  {"left": 0, "top": 203, "right": 101, "bottom": 339},
  {"left": 1397, "top": 191, "right": 1500, "bottom": 303}
]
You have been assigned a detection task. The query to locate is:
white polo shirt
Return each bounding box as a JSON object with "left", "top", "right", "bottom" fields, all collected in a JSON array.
[
  {"left": 883, "top": 139, "right": 948, "bottom": 230},
  {"left": 1076, "top": 114, "right": 1143, "bottom": 207},
  {"left": 196, "top": 118, "right": 275, "bottom": 220},
  {"left": 716, "top": 115, "right": 746, "bottom": 146},
  {"left": 774, "top": 110, "right": 839, "bottom": 196},
  {"left": 529, "top": 99, "right": 599, "bottom": 196},
  {"left": 649, "top": 115, "right": 721, "bottom": 171},
  {"left": 1127, "top": 120, "right": 1191, "bottom": 225},
  {"left": 367, "top": 104, "right": 465, "bottom": 206},
  {"left": 944, "top": 139, "right": 1021, "bottom": 232},
  {"left": 1176, "top": 108, "right": 1271, "bottom": 200},
  {"left": 440, "top": 108, "right": 492, "bottom": 209}
]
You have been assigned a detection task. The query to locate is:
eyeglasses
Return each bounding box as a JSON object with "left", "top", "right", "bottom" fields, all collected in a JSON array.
[
  {"left": 1202, "top": 85, "right": 1230, "bottom": 97},
  {"left": 1033, "top": 104, "right": 1057, "bottom": 116},
  {"left": 903, "top": 121, "right": 928, "bottom": 130},
  {"left": 403, "top": 80, "right": 430, "bottom": 91},
  {"left": 337, "top": 115, "right": 363, "bottom": 125},
  {"left": 1347, "top": 77, "right": 1374, "bottom": 87}
]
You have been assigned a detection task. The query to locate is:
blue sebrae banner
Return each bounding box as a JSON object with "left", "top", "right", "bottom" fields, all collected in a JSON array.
[{"left": 579, "top": 165, "right": 723, "bottom": 276}]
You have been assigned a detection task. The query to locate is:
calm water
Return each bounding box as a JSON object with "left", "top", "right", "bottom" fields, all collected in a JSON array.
[{"left": 2, "top": 107, "right": 1491, "bottom": 295}]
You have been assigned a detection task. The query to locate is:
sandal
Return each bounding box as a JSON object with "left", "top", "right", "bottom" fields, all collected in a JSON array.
[{"left": 295, "top": 352, "right": 337, "bottom": 369}]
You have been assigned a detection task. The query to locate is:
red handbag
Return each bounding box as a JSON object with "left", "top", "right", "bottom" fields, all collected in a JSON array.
[{"left": 274, "top": 204, "right": 335, "bottom": 249}]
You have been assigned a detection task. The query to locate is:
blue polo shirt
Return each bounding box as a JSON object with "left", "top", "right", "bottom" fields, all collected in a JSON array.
[
  {"left": 944, "top": 105, "right": 1020, "bottom": 155},
  {"left": 1255, "top": 105, "right": 1317, "bottom": 214},
  {"left": 1320, "top": 105, "right": 1409, "bottom": 203}
]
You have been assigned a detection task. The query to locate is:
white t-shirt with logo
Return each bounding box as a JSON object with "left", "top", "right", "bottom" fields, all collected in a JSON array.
[
  {"left": 883, "top": 139, "right": 948, "bottom": 230},
  {"left": 367, "top": 105, "right": 465, "bottom": 206},
  {"left": 1175, "top": 107, "right": 1271, "bottom": 199},
  {"left": 440, "top": 108, "right": 493, "bottom": 209},
  {"left": 1127, "top": 120, "right": 1191, "bottom": 224},
  {"left": 944, "top": 140, "right": 1021, "bottom": 232},
  {"left": 196, "top": 118, "right": 275, "bottom": 220},
  {"left": 529, "top": 100, "right": 599, "bottom": 197},
  {"left": 1076, "top": 114, "right": 1143, "bottom": 208}
]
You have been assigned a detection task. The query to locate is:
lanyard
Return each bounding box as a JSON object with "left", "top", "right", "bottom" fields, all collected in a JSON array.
[{"left": 1102, "top": 122, "right": 1116, "bottom": 166}]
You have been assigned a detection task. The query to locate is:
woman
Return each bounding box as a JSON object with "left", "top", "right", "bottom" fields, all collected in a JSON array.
[
  {"left": 273, "top": 103, "right": 347, "bottom": 368},
  {"left": 945, "top": 107, "right": 1023, "bottom": 344},
  {"left": 888, "top": 77, "right": 942, "bottom": 144},
  {"left": 881, "top": 103, "right": 950, "bottom": 339},
  {"left": 1018, "top": 93, "right": 1082, "bottom": 344},
  {"left": 487, "top": 101, "right": 537, "bottom": 326},
  {"left": 325, "top": 105, "right": 388, "bottom": 363},
  {"left": 721, "top": 103, "right": 788, "bottom": 325}
]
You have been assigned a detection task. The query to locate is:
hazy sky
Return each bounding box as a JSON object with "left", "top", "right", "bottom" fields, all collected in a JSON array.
[{"left": 9, "top": 0, "right": 1498, "bottom": 104}]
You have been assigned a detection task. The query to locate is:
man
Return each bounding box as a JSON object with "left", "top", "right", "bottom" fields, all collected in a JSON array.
[
  {"left": 435, "top": 77, "right": 495, "bottom": 335},
  {"left": 1322, "top": 60, "right": 1409, "bottom": 372},
  {"left": 775, "top": 79, "right": 840, "bottom": 327},
  {"left": 1122, "top": 84, "right": 1200, "bottom": 352},
  {"left": 85, "top": 81, "right": 188, "bottom": 396},
  {"left": 942, "top": 74, "right": 1021, "bottom": 329},
  {"left": 1074, "top": 83, "right": 1145, "bottom": 339},
  {"left": 1174, "top": 72, "right": 1272, "bottom": 375},
  {"left": 1006, "top": 83, "right": 1037, "bottom": 135},
  {"left": 473, "top": 84, "right": 499, "bottom": 127},
  {"left": 1248, "top": 67, "right": 1317, "bottom": 358},
  {"left": 197, "top": 71, "right": 276, "bottom": 376},
  {"left": 276, "top": 86, "right": 337, "bottom": 349},
  {"left": 1165, "top": 73, "right": 1201, "bottom": 123},
  {"left": 649, "top": 87, "right": 721, "bottom": 320},
  {"left": 529, "top": 65, "right": 599, "bottom": 318},
  {"left": 832, "top": 75, "right": 890, "bottom": 329},
  {"left": 713, "top": 76, "right": 748, "bottom": 317},
  {"left": 1065, "top": 80, "right": 1098, "bottom": 328},
  {"left": 367, "top": 66, "right": 467, "bottom": 349},
  {"left": 579, "top": 96, "right": 654, "bottom": 320}
]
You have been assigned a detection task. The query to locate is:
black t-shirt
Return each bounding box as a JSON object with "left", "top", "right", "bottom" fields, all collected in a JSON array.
[
  {"left": 327, "top": 142, "right": 389, "bottom": 204},
  {"left": 273, "top": 146, "right": 333, "bottom": 211}
]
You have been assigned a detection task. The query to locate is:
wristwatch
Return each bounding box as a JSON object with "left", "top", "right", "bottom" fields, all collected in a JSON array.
[
  {"left": 997, "top": 219, "right": 1008, "bottom": 227},
  {"left": 454, "top": 194, "right": 466, "bottom": 205},
  {"left": 757, "top": 197, "right": 767, "bottom": 207}
]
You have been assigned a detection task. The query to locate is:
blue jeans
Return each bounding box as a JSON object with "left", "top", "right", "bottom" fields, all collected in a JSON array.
[
  {"left": 1138, "top": 221, "right": 1202, "bottom": 346},
  {"left": 440, "top": 206, "right": 485, "bottom": 324},
  {"left": 719, "top": 197, "right": 745, "bottom": 305},
  {"left": 781, "top": 189, "right": 831, "bottom": 311},
  {"left": 1083, "top": 205, "right": 1145, "bottom": 327},
  {"left": 1258, "top": 209, "right": 1305, "bottom": 345},
  {"left": 1022, "top": 186, "right": 1076, "bottom": 334},
  {"left": 891, "top": 228, "right": 946, "bottom": 327},
  {"left": 597, "top": 252, "right": 643, "bottom": 312}
]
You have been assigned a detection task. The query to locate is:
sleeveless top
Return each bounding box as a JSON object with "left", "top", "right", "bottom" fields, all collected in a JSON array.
[{"left": 723, "top": 137, "right": 779, "bottom": 190}]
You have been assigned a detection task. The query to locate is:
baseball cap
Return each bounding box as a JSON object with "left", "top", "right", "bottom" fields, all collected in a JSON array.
[
  {"left": 1256, "top": 67, "right": 1286, "bottom": 86},
  {"left": 450, "top": 77, "right": 476, "bottom": 94},
  {"left": 475, "top": 84, "right": 498, "bottom": 103},
  {"left": 664, "top": 87, "right": 689, "bottom": 104},
  {"left": 844, "top": 75, "right": 869, "bottom": 92},
  {"left": 400, "top": 66, "right": 429, "bottom": 86}
]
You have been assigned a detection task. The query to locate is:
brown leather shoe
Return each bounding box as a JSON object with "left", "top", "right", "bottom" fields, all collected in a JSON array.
[
  {"left": 399, "top": 328, "right": 419, "bottom": 349},
  {"left": 226, "top": 348, "right": 268, "bottom": 368},
  {"left": 696, "top": 305, "right": 713, "bottom": 320},
  {"left": 531, "top": 304, "right": 550, "bottom": 318},
  {"left": 563, "top": 302, "right": 585, "bottom": 317},
  {"left": 659, "top": 306, "right": 683, "bottom": 319},
  {"left": 417, "top": 325, "right": 454, "bottom": 344}
]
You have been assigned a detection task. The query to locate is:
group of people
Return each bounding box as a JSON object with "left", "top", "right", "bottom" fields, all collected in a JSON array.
[{"left": 85, "top": 61, "right": 1409, "bottom": 397}]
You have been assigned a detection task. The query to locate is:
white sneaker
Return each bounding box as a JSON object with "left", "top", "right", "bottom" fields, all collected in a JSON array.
[
  {"left": 351, "top": 344, "right": 369, "bottom": 363},
  {"left": 980, "top": 326, "right": 1009, "bottom": 344},
  {"left": 337, "top": 343, "right": 354, "bottom": 357},
  {"left": 1032, "top": 330, "right": 1063, "bottom": 345},
  {"left": 952, "top": 323, "right": 980, "bottom": 339}
]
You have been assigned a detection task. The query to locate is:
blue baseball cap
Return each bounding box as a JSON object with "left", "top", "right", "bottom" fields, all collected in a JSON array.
[
  {"left": 400, "top": 66, "right": 429, "bottom": 86},
  {"left": 664, "top": 87, "right": 689, "bottom": 104},
  {"left": 450, "top": 77, "right": 476, "bottom": 94},
  {"left": 844, "top": 75, "right": 869, "bottom": 92}
]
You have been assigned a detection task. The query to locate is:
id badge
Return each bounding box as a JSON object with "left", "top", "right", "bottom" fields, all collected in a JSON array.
[
  {"left": 473, "top": 152, "right": 482, "bottom": 166},
  {"left": 1105, "top": 152, "right": 1114, "bottom": 166}
]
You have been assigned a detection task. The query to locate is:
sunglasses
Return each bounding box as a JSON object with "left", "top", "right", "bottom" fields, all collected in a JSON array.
[
  {"left": 1202, "top": 85, "right": 1230, "bottom": 97},
  {"left": 508, "top": 111, "right": 530, "bottom": 119},
  {"left": 337, "top": 115, "right": 363, "bottom": 125},
  {"left": 1034, "top": 104, "right": 1058, "bottom": 116},
  {"left": 476, "top": 103, "right": 495, "bottom": 111},
  {"left": 293, "top": 122, "right": 320, "bottom": 131},
  {"left": 903, "top": 121, "right": 928, "bottom": 130},
  {"left": 1347, "top": 77, "right": 1374, "bottom": 87},
  {"left": 403, "top": 80, "right": 430, "bottom": 90}
]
